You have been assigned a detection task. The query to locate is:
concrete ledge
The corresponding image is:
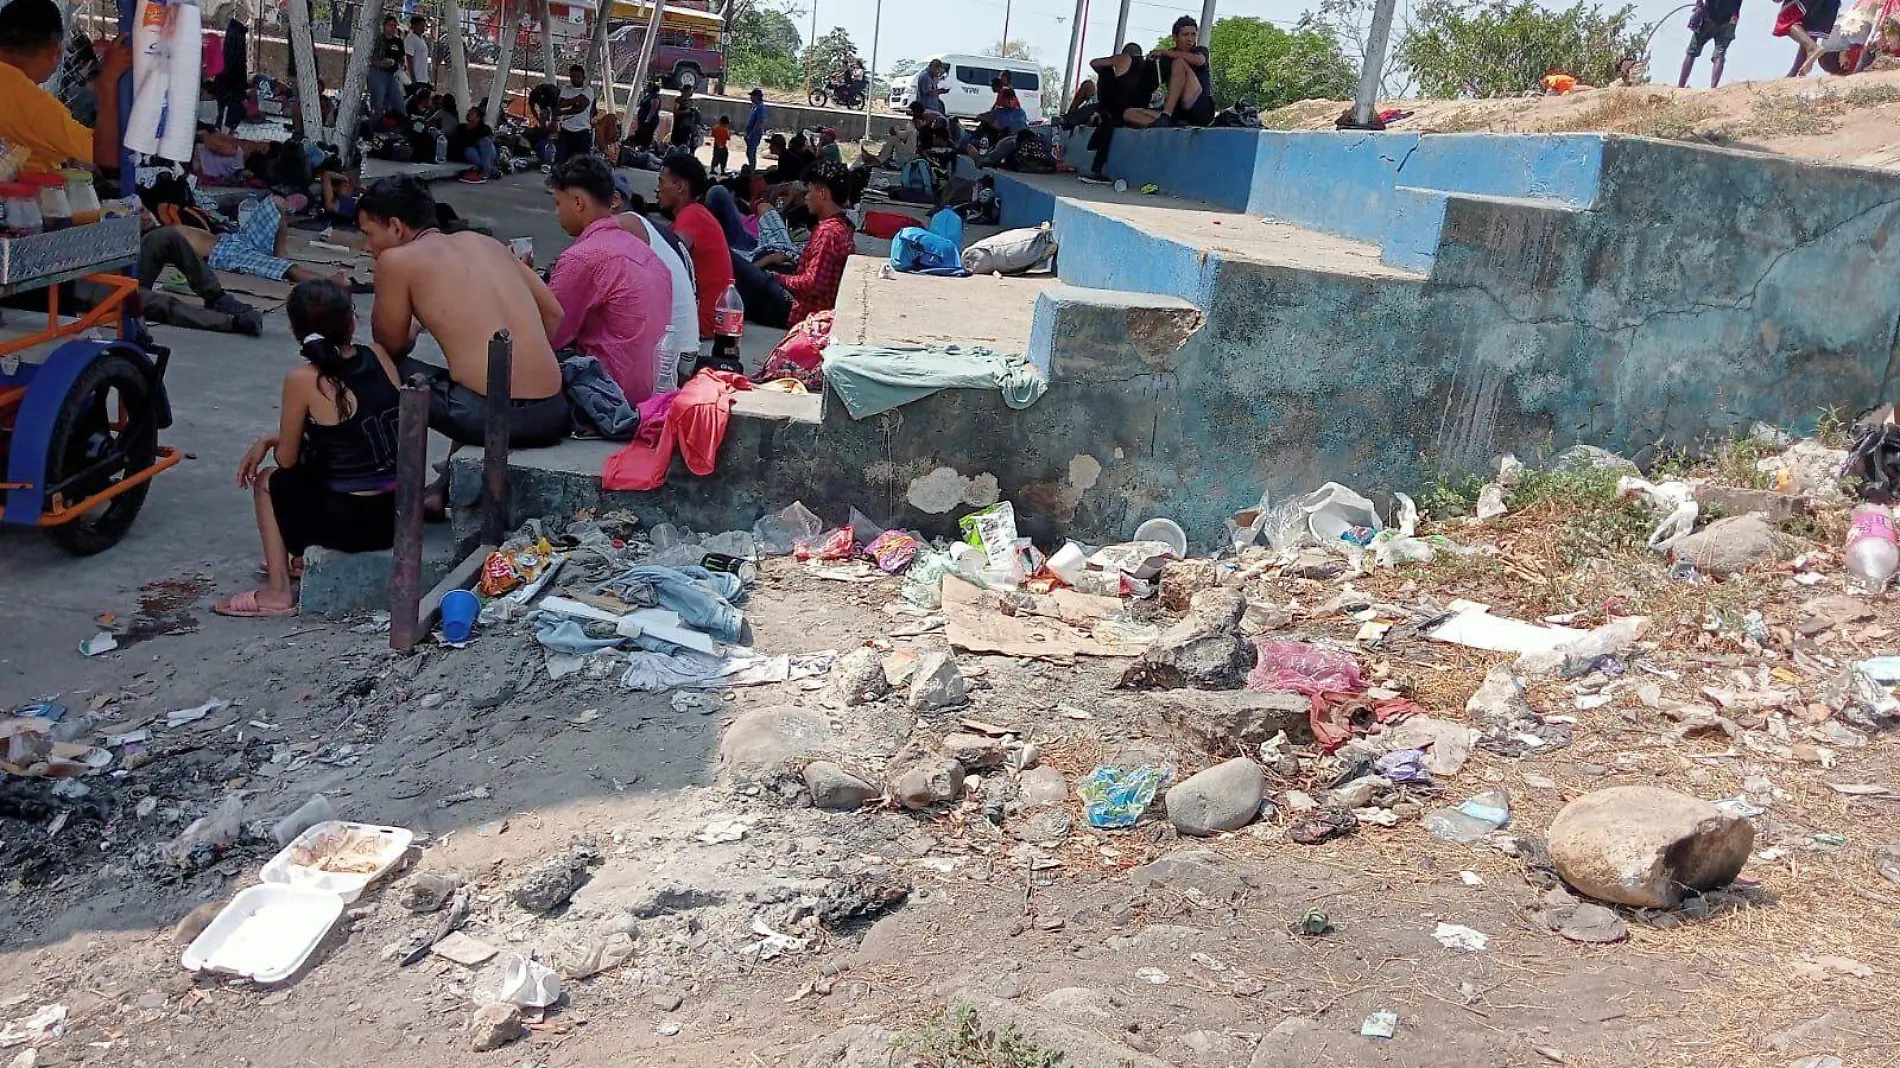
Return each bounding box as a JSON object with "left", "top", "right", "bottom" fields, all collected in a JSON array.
[
  {"left": 299, "top": 534, "right": 458, "bottom": 619},
  {"left": 1028, "top": 285, "right": 1204, "bottom": 380}
]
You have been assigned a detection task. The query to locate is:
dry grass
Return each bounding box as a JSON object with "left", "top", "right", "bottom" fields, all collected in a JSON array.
[{"left": 1541, "top": 90, "right": 1725, "bottom": 140}]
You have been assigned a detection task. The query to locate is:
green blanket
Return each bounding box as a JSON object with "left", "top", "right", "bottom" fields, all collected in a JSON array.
[{"left": 821, "top": 344, "right": 1048, "bottom": 419}]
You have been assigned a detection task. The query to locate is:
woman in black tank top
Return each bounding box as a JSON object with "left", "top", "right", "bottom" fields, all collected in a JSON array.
[{"left": 216, "top": 280, "right": 403, "bottom": 618}]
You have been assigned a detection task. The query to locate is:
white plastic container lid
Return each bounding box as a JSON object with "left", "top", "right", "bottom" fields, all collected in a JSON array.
[
  {"left": 259, "top": 821, "right": 414, "bottom": 904},
  {"left": 180, "top": 884, "right": 343, "bottom": 984}
]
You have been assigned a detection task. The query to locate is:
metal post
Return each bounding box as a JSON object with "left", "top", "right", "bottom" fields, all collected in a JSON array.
[
  {"left": 481, "top": 331, "right": 513, "bottom": 548},
  {"left": 1060, "top": 0, "right": 1086, "bottom": 102},
  {"left": 863, "top": 0, "right": 881, "bottom": 139},
  {"left": 1001, "top": 0, "right": 1010, "bottom": 52},
  {"left": 1113, "top": 0, "right": 1129, "bottom": 47},
  {"left": 540, "top": 0, "right": 556, "bottom": 79},
  {"left": 623, "top": 0, "right": 663, "bottom": 124},
  {"left": 1198, "top": 0, "right": 1215, "bottom": 38},
  {"left": 1352, "top": 0, "right": 1397, "bottom": 127},
  {"left": 389, "top": 381, "right": 431, "bottom": 652}
]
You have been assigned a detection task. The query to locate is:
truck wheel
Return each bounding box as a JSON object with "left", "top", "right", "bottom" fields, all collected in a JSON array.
[
  {"left": 675, "top": 64, "right": 701, "bottom": 91},
  {"left": 42, "top": 353, "right": 158, "bottom": 556}
]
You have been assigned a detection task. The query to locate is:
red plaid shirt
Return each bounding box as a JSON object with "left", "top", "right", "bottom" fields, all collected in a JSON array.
[{"left": 784, "top": 214, "right": 855, "bottom": 324}]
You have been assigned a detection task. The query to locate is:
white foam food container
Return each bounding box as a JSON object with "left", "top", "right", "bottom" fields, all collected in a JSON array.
[
  {"left": 259, "top": 821, "right": 414, "bottom": 903},
  {"left": 179, "top": 884, "right": 343, "bottom": 983}
]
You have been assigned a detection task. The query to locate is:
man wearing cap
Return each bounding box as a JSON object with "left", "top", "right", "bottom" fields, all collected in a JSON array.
[{"left": 745, "top": 87, "right": 768, "bottom": 170}]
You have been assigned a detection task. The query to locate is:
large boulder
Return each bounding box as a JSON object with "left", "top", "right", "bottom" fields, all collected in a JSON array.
[
  {"left": 1670, "top": 514, "right": 1788, "bottom": 577},
  {"left": 1546, "top": 785, "right": 1754, "bottom": 907},
  {"left": 1146, "top": 689, "right": 1310, "bottom": 756},
  {"left": 1163, "top": 758, "right": 1265, "bottom": 836},
  {"left": 720, "top": 705, "right": 832, "bottom": 786},
  {"left": 1118, "top": 588, "right": 1256, "bottom": 690}
]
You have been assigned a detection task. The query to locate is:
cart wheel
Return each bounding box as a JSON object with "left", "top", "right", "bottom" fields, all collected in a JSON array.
[{"left": 42, "top": 353, "right": 158, "bottom": 556}]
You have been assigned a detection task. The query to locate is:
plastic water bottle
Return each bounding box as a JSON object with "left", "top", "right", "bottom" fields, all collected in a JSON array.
[{"left": 1845, "top": 503, "right": 1899, "bottom": 591}]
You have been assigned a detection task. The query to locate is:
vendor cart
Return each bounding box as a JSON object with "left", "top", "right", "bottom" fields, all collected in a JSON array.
[{"left": 0, "top": 217, "right": 178, "bottom": 554}]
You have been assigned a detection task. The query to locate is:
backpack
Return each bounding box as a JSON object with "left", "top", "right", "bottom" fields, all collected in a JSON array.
[{"left": 890, "top": 226, "right": 966, "bottom": 275}]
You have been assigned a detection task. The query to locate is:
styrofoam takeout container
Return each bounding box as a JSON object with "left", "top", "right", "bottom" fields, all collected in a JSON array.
[
  {"left": 179, "top": 884, "right": 344, "bottom": 983},
  {"left": 258, "top": 820, "right": 413, "bottom": 904}
]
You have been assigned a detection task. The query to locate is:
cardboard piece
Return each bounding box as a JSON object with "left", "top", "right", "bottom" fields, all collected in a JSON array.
[{"left": 942, "top": 578, "right": 1149, "bottom": 660}]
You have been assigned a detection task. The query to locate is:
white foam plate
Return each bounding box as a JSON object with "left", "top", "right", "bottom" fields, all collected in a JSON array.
[
  {"left": 180, "top": 884, "right": 342, "bottom": 984},
  {"left": 259, "top": 820, "right": 413, "bottom": 904}
]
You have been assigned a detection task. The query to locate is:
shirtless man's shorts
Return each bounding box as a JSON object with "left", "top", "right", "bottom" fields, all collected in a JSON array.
[{"left": 354, "top": 176, "right": 570, "bottom": 448}]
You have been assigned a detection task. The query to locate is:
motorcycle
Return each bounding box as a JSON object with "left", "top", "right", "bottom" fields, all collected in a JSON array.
[{"left": 809, "top": 70, "right": 868, "bottom": 110}]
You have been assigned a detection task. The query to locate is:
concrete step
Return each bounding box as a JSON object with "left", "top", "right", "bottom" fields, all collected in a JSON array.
[
  {"left": 1026, "top": 285, "right": 1205, "bottom": 381},
  {"left": 1383, "top": 186, "right": 1590, "bottom": 272}
]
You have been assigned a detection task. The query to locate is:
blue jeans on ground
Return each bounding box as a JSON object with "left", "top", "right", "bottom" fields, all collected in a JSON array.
[
  {"left": 368, "top": 70, "right": 403, "bottom": 122},
  {"left": 464, "top": 137, "right": 498, "bottom": 175},
  {"left": 704, "top": 185, "right": 758, "bottom": 254}
]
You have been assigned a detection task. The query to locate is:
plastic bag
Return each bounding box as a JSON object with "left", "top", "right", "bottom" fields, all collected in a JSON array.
[
  {"left": 485, "top": 953, "right": 562, "bottom": 1008},
  {"left": 958, "top": 502, "right": 1019, "bottom": 564},
  {"left": 1299, "top": 483, "right": 1381, "bottom": 546},
  {"left": 1247, "top": 640, "right": 1364, "bottom": 695},
  {"left": 902, "top": 548, "right": 956, "bottom": 608},
  {"left": 753, "top": 501, "right": 824, "bottom": 556},
  {"left": 794, "top": 527, "right": 856, "bottom": 562},
  {"left": 1845, "top": 404, "right": 1900, "bottom": 503},
  {"left": 1078, "top": 764, "right": 1171, "bottom": 829},
  {"left": 163, "top": 794, "right": 246, "bottom": 869},
  {"left": 866, "top": 530, "right": 922, "bottom": 572}
]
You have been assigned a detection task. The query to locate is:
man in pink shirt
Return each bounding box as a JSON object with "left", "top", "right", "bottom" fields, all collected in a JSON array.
[{"left": 546, "top": 155, "right": 674, "bottom": 403}]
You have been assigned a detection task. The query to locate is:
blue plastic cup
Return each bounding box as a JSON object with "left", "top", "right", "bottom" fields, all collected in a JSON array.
[{"left": 440, "top": 589, "right": 479, "bottom": 643}]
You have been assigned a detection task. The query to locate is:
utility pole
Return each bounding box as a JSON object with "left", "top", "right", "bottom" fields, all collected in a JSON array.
[
  {"left": 540, "top": 0, "right": 556, "bottom": 79},
  {"left": 1001, "top": 0, "right": 1010, "bottom": 53},
  {"left": 622, "top": 0, "right": 663, "bottom": 124},
  {"left": 1059, "top": 0, "right": 1084, "bottom": 99},
  {"left": 806, "top": 0, "right": 817, "bottom": 91},
  {"left": 1113, "top": 0, "right": 1129, "bottom": 48},
  {"left": 863, "top": 0, "right": 880, "bottom": 137},
  {"left": 1351, "top": 0, "right": 1396, "bottom": 127},
  {"left": 485, "top": 0, "right": 517, "bottom": 128}
]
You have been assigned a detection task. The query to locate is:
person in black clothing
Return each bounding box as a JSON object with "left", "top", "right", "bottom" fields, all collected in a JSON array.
[
  {"left": 1680, "top": 0, "right": 1744, "bottom": 86},
  {"left": 1080, "top": 42, "right": 1154, "bottom": 182},
  {"left": 631, "top": 78, "right": 664, "bottom": 148},
  {"left": 1123, "top": 16, "right": 1215, "bottom": 130},
  {"left": 368, "top": 14, "right": 406, "bottom": 123},
  {"left": 216, "top": 279, "right": 401, "bottom": 618},
  {"left": 451, "top": 105, "right": 499, "bottom": 180},
  {"left": 669, "top": 87, "right": 700, "bottom": 153},
  {"left": 215, "top": 8, "right": 249, "bottom": 130}
]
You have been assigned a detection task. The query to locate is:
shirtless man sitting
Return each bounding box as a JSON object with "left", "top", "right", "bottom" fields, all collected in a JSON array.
[{"left": 354, "top": 176, "right": 570, "bottom": 451}]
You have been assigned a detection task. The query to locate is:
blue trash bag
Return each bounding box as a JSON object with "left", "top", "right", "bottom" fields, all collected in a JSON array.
[
  {"left": 927, "top": 207, "right": 963, "bottom": 247},
  {"left": 889, "top": 226, "right": 968, "bottom": 276}
]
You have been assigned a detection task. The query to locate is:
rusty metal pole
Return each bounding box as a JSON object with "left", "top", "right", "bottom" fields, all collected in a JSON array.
[
  {"left": 482, "top": 331, "right": 513, "bottom": 548},
  {"left": 389, "top": 380, "right": 432, "bottom": 652}
]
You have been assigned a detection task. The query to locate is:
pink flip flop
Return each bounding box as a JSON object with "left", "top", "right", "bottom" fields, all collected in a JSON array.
[{"left": 214, "top": 590, "right": 298, "bottom": 619}]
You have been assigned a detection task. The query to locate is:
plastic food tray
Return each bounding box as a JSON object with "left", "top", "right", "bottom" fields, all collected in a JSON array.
[
  {"left": 259, "top": 821, "right": 414, "bottom": 904},
  {"left": 0, "top": 216, "right": 138, "bottom": 288},
  {"left": 180, "top": 884, "right": 343, "bottom": 983}
]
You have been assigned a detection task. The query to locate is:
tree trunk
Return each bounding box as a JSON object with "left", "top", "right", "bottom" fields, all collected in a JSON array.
[
  {"left": 585, "top": 0, "right": 613, "bottom": 114},
  {"left": 540, "top": 1, "right": 556, "bottom": 80},
  {"left": 444, "top": 0, "right": 472, "bottom": 116},
  {"left": 288, "top": 0, "right": 325, "bottom": 141},
  {"left": 485, "top": 0, "right": 518, "bottom": 129},
  {"left": 332, "top": 0, "right": 383, "bottom": 160},
  {"left": 715, "top": 0, "right": 733, "bottom": 95},
  {"left": 622, "top": 0, "right": 663, "bottom": 124}
]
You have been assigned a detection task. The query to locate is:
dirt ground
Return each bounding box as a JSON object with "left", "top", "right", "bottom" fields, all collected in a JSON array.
[
  {"left": 2, "top": 432, "right": 1897, "bottom": 1068},
  {"left": 1266, "top": 67, "right": 1900, "bottom": 171}
]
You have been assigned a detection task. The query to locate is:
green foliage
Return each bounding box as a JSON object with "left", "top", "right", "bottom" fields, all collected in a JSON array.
[
  {"left": 799, "top": 25, "right": 860, "bottom": 86},
  {"left": 987, "top": 39, "right": 1039, "bottom": 61},
  {"left": 1420, "top": 470, "right": 1484, "bottom": 519},
  {"left": 1204, "top": 16, "right": 1357, "bottom": 109},
  {"left": 1397, "top": 0, "right": 1651, "bottom": 98},
  {"left": 902, "top": 1004, "right": 1068, "bottom": 1068},
  {"left": 728, "top": 3, "right": 804, "bottom": 89}
]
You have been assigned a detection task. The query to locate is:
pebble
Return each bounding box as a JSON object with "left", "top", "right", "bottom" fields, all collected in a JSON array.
[{"left": 467, "top": 1003, "right": 523, "bottom": 1052}]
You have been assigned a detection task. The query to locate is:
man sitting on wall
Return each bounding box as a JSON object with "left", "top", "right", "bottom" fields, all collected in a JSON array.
[
  {"left": 728, "top": 160, "right": 855, "bottom": 329},
  {"left": 546, "top": 155, "right": 674, "bottom": 404},
  {"left": 1122, "top": 17, "right": 1215, "bottom": 131}
]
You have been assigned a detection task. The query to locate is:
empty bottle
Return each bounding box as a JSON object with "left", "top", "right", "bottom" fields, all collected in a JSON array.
[{"left": 1846, "top": 503, "right": 1899, "bottom": 591}]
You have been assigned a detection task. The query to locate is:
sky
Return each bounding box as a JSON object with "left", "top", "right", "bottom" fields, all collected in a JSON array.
[{"left": 790, "top": 0, "right": 1819, "bottom": 94}]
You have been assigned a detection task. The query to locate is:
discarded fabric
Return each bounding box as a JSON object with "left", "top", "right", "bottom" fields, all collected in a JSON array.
[
  {"left": 1077, "top": 764, "right": 1169, "bottom": 828},
  {"left": 821, "top": 343, "right": 1047, "bottom": 419}
]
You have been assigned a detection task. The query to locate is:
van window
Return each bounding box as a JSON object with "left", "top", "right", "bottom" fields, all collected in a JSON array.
[{"left": 953, "top": 64, "right": 1039, "bottom": 91}]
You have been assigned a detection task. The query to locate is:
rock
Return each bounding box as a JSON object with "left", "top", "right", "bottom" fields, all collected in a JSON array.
[
  {"left": 1158, "top": 559, "right": 1223, "bottom": 613},
  {"left": 398, "top": 869, "right": 467, "bottom": 913},
  {"left": 890, "top": 758, "right": 965, "bottom": 810},
  {"left": 1797, "top": 595, "right": 1876, "bottom": 637},
  {"left": 1146, "top": 689, "right": 1310, "bottom": 755},
  {"left": 720, "top": 705, "right": 833, "bottom": 785},
  {"left": 1129, "top": 849, "right": 1259, "bottom": 902},
  {"left": 883, "top": 649, "right": 921, "bottom": 688},
  {"left": 1552, "top": 444, "right": 1639, "bottom": 477},
  {"left": 1284, "top": 549, "right": 1343, "bottom": 580},
  {"left": 649, "top": 990, "right": 684, "bottom": 1012},
  {"left": 1692, "top": 483, "right": 1808, "bottom": 525},
  {"left": 1547, "top": 786, "right": 1754, "bottom": 907},
  {"left": 1466, "top": 665, "right": 1533, "bottom": 729},
  {"left": 1017, "top": 766, "right": 1067, "bottom": 807},
  {"left": 1762, "top": 439, "right": 1850, "bottom": 505},
  {"left": 908, "top": 652, "right": 967, "bottom": 711},
  {"left": 1283, "top": 790, "right": 1317, "bottom": 812},
  {"left": 1009, "top": 808, "right": 1072, "bottom": 843},
  {"left": 940, "top": 732, "right": 1008, "bottom": 769},
  {"left": 804, "top": 761, "right": 882, "bottom": 810},
  {"left": 508, "top": 849, "right": 598, "bottom": 913},
  {"left": 1326, "top": 775, "right": 1387, "bottom": 809},
  {"left": 1118, "top": 589, "right": 1256, "bottom": 690},
  {"left": 827, "top": 648, "right": 890, "bottom": 706},
  {"left": 1670, "top": 514, "right": 1787, "bottom": 577},
  {"left": 467, "top": 1003, "right": 523, "bottom": 1052},
  {"left": 1164, "top": 759, "right": 1265, "bottom": 836},
  {"left": 992, "top": 973, "right": 1025, "bottom": 1000},
  {"left": 1547, "top": 901, "right": 1628, "bottom": 943}
]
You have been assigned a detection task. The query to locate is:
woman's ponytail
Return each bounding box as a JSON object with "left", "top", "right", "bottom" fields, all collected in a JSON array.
[{"left": 285, "top": 279, "right": 359, "bottom": 420}]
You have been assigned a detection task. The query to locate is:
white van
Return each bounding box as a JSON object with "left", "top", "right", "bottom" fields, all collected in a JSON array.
[{"left": 922, "top": 54, "right": 1045, "bottom": 125}]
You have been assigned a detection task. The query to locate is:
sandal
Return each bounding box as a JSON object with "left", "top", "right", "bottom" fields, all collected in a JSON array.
[{"left": 214, "top": 590, "right": 298, "bottom": 618}]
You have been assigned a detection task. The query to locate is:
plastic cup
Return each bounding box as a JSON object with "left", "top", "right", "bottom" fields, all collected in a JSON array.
[{"left": 440, "top": 589, "right": 479, "bottom": 643}]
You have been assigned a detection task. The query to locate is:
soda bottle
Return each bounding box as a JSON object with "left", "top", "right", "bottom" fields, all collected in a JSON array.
[
  {"left": 703, "top": 284, "right": 745, "bottom": 374},
  {"left": 1845, "top": 503, "right": 1899, "bottom": 591}
]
